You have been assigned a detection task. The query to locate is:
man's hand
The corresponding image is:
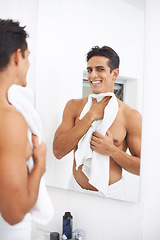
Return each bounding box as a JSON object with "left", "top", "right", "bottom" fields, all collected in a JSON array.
[
  {"left": 32, "top": 134, "right": 47, "bottom": 176},
  {"left": 90, "top": 131, "right": 116, "bottom": 155},
  {"left": 89, "top": 96, "right": 111, "bottom": 122}
]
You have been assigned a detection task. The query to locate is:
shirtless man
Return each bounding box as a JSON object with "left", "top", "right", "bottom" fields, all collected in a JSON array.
[
  {"left": 53, "top": 46, "right": 141, "bottom": 198},
  {"left": 0, "top": 19, "right": 46, "bottom": 237}
]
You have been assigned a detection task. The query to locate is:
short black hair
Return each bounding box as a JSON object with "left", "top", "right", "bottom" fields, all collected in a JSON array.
[
  {"left": 86, "top": 46, "right": 120, "bottom": 72},
  {"left": 0, "top": 19, "right": 28, "bottom": 71}
]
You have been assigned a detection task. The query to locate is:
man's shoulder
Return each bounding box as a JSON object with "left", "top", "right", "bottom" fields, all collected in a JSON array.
[
  {"left": 0, "top": 107, "right": 28, "bottom": 146},
  {"left": 67, "top": 97, "right": 88, "bottom": 105},
  {"left": 118, "top": 99, "right": 142, "bottom": 130},
  {"left": 65, "top": 97, "right": 88, "bottom": 111},
  {"left": 0, "top": 106, "right": 27, "bottom": 126},
  {"left": 62, "top": 97, "right": 88, "bottom": 120},
  {"left": 118, "top": 99, "right": 141, "bottom": 117}
]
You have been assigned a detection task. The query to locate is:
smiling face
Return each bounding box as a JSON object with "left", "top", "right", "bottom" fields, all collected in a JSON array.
[{"left": 87, "top": 56, "right": 119, "bottom": 94}]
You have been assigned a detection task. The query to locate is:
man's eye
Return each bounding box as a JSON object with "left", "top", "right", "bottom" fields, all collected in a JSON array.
[
  {"left": 98, "top": 68, "right": 104, "bottom": 71},
  {"left": 87, "top": 69, "right": 92, "bottom": 73}
]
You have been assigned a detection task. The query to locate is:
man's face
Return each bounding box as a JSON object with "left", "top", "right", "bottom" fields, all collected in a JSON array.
[{"left": 87, "top": 56, "right": 117, "bottom": 94}]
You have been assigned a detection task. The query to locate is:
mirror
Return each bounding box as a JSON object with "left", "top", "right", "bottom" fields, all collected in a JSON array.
[{"left": 35, "top": 0, "right": 145, "bottom": 202}]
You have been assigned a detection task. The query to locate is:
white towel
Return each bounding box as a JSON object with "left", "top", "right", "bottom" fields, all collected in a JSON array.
[
  {"left": 7, "top": 84, "right": 54, "bottom": 225},
  {"left": 75, "top": 92, "right": 118, "bottom": 196}
]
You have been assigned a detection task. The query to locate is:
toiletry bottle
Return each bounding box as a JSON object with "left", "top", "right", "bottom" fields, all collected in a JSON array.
[
  {"left": 50, "top": 232, "right": 60, "bottom": 240},
  {"left": 74, "top": 229, "right": 85, "bottom": 240},
  {"left": 62, "top": 212, "right": 73, "bottom": 239}
]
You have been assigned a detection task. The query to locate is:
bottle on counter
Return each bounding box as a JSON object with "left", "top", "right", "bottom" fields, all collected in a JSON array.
[
  {"left": 50, "top": 232, "right": 60, "bottom": 240},
  {"left": 62, "top": 212, "right": 73, "bottom": 240}
]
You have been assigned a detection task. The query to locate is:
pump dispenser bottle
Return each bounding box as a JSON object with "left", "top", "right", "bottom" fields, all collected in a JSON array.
[{"left": 62, "top": 212, "right": 73, "bottom": 240}]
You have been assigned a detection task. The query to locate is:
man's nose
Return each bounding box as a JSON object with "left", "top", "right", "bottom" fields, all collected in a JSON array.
[{"left": 90, "top": 69, "right": 98, "bottom": 78}]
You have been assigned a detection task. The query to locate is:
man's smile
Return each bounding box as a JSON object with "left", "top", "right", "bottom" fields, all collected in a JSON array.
[{"left": 90, "top": 80, "right": 102, "bottom": 85}]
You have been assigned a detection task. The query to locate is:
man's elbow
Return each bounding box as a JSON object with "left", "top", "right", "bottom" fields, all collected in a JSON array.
[
  {"left": 52, "top": 141, "right": 64, "bottom": 159},
  {"left": 53, "top": 147, "right": 63, "bottom": 160},
  {"left": 7, "top": 215, "right": 25, "bottom": 226},
  {"left": 1, "top": 198, "right": 29, "bottom": 225},
  {"left": 137, "top": 168, "right": 140, "bottom": 176},
  {"left": 2, "top": 210, "right": 26, "bottom": 226}
]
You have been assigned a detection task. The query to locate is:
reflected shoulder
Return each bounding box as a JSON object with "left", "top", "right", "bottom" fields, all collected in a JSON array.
[
  {"left": 117, "top": 99, "right": 142, "bottom": 130},
  {"left": 67, "top": 97, "right": 88, "bottom": 106},
  {"left": 117, "top": 99, "right": 142, "bottom": 118},
  {"left": 65, "top": 97, "right": 88, "bottom": 113}
]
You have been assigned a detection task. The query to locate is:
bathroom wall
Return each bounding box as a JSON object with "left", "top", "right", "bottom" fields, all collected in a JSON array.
[
  {"left": 34, "top": 186, "right": 143, "bottom": 240},
  {"left": 140, "top": 0, "right": 160, "bottom": 238},
  {"left": 1, "top": 0, "right": 160, "bottom": 239}
]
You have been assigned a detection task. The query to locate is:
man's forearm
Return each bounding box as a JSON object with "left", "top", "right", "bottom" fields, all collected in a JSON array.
[
  {"left": 1, "top": 163, "right": 44, "bottom": 225},
  {"left": 90, "top": 132, "right": 140, "bottom": 176},
  {"left": 53, "top": 111, "right": 94, "bottom": 159},
  {"left": 26, "top": 163, "right": 44, "bottom": 209},
  {"left": 110, "top": 146, "right": 140, "bottom": 175}
]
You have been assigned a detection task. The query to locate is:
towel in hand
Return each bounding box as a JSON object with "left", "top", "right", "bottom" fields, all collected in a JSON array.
[
  {"left": 75, "top": 92, "right": 118, "bottom": 196},
  {"left": 8, "top": 84, "right": 54, "bottom": 225}
]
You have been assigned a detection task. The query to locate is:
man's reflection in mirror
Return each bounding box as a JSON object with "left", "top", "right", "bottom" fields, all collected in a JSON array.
[{"left": 53, "top": 46, "right": 142, "bottom": 200}]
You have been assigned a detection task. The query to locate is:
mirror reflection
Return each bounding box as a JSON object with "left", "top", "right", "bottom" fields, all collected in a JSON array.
[
  {"left": 35, "top": 0, "right": 145, "bottom": 202},
  {"left": 53, "top": 46, "right": 142, "bottom": 201}
]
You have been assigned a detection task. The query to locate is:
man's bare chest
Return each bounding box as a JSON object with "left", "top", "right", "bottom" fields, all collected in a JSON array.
[
  {"left": 108, "top": 113, "right": 127, "bottom": 149},
  {"left": 75, "top": 103, "right": 127, "bottom": 149}
]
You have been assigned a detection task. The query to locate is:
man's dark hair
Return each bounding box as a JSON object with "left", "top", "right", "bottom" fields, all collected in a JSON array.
[
  {"left": 0, "top": 19, "right": 28, "bottom": 71},
  {"left": 86, "top": 46, "right": 120, "bottom": 73}
]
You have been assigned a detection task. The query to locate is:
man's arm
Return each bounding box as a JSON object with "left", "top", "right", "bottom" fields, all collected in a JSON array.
[
  {"left": 90, "top": 109, "right": 142, "bottom": 176},
  {"left": 53, "top": 97, "right": 111, "bottom": 159},
  {"left": 0, "top": 111, "right": 46, "bottom": 225}
]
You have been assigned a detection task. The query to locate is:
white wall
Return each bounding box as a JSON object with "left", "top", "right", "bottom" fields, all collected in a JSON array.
[
  {"left": 34, "top": 186, "right": 143, "bottom": 240},
  {"left": 141, "top": 0, "right": 160, "bottom": 239}
]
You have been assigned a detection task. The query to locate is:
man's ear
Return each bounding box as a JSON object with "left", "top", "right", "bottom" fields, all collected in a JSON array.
[
  {"left": 13, "top": 49, "right": 21, "bottom": 66},
  {"left": 112, "top": 68, "right": 119, "bottom": 81}
]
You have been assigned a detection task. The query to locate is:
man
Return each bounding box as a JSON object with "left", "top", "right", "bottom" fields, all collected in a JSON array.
[
  {"left": 0, "top": 19, "right": 47, "bottom": 239},
  {"left": 53, "top": 46, "right": 141, "bottom": 200}
]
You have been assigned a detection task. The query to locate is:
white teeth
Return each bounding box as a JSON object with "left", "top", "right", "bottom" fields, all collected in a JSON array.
[{"left": 91, "top": 80, "right": 101, "bottom": 84}]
